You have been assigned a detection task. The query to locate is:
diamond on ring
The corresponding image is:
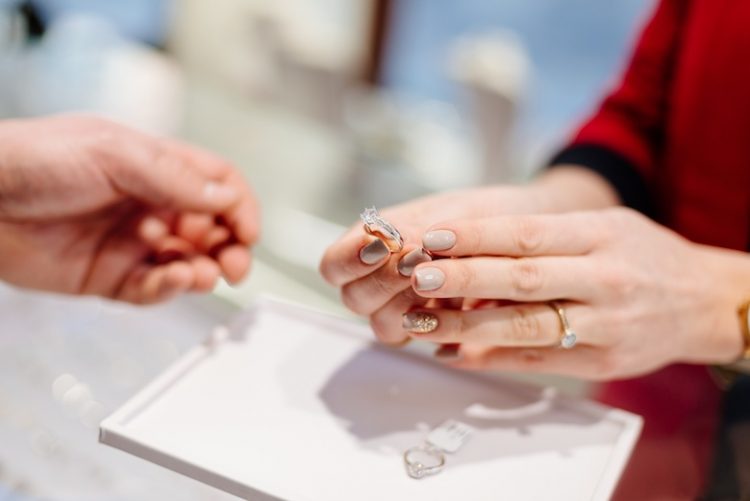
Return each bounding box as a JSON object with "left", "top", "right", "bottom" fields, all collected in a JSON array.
[{"left": 560, "top": 331, "right": 577, "bottom": 349}]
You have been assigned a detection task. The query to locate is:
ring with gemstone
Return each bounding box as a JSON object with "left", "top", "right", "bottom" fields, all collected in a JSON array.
[
  {"left": 403, "top": 444, "right": 446, "bottom": 479},
  {"left": 548, "top": 301, "right": 577, "bottom": 349},
  {"left": 360, "top": 206, "right": 404, "bottom": 253}
]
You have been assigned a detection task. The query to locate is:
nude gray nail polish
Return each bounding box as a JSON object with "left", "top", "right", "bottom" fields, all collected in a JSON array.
[
  {"left": 422, "top": 230, "right": 456, "bottom": 251},
  {"left": 402, "top": 312, "right": 439, "bottom": 333},
  {"left": 414, "top": 267, "right": 445, "bottom": 291},
  {"left": 397, "top": 248, "right": 432, "bottom": 277},
  {"left": 359, "top": 239, "right": 389, "bottom": 265}
]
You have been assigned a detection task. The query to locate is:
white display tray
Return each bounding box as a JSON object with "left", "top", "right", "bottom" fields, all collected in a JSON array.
[{"left": 100, "top": 298, "right": 642, "bottom": 501}]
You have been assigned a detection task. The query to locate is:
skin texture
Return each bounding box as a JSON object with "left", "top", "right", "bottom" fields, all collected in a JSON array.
[
  {"left": 0, "top": 115, "right": 259, "bottom": 304},
  {"left": 408, "top": 208, "right": 749, "bottom": 380},
  {"left": 321, "top": 168, "right": 750, "bottom": 380}
]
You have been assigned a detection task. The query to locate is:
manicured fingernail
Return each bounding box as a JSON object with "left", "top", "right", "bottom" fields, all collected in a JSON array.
[
  {"left": 414, "top": 267, "right": 445, "bottom": 291},
  {"left": 435, "top": 344, "right": 461, "bottom": 361},
  {"left": 397, "top": 248, "right": 432, "bottom": 277},
  {"left": 359, "top": 239, "right": 389, "bottom": 265},
  {"left": 203, "top": 182, "right": 238, "bottom": 202},
  {"left": 422, "top": 230, "right": 456, "bottom": 251},
  {"left": 402, "top": 312, "right": 439, "bottom": 333}
]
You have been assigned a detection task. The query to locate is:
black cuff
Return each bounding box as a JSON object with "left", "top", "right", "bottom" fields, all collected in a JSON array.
[{"left": 547, "top": 144, "right": 654, "bottom": 217}]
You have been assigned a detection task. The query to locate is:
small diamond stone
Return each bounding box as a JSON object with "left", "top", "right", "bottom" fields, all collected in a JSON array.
[
  {"left": 561, "top": 331, "right": 577, "bottom": 349},
  {"left": 360, "top": 206, "right": 379, "bottom": 225}
]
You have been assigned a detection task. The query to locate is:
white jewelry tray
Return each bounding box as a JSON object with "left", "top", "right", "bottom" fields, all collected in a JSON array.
[{"left": 100, "top": 298, "right": 642, "bottom": 501}]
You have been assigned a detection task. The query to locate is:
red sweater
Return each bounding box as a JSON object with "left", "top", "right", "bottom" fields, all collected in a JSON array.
[
  {"left": 552, "top": 0, "right": 750, "bottom": 250},
  {"left": 550, "top": 1, "right": 750, "bottom": 496}
]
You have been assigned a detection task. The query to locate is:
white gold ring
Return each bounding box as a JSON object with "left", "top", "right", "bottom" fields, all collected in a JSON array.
[{"left": 403, "top": 444, "right": 446, "bottom": 479}]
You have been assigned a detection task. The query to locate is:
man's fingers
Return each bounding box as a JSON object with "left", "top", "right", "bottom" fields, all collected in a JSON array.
[
  {"left": 217, "top": 169, "right": 260, "bottom": 246},
  {"left": 100, "top": 131, "right": 259, "bottom": 226},
  {"left": 188, "top": 255, "right": 221, "bottom": 292},
  {"left": 216, "top": 244, "right": 252, "bottom": 284},
  {"left": 421, "top": 213, "right": 608, "bottom": 258},
  {"left": 116, "top": 261, "right": 195, "bottom": 304}
]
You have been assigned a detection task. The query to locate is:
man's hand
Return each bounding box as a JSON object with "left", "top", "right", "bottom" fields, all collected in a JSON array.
[{"left": 0, "top": 114, "right": 260, "bottom": 304}]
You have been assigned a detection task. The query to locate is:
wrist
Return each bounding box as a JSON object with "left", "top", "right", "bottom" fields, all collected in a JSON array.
[
  {"left": 528, "top": 165, "right": 620, "bottom": 213},
  {"left": 693, "top": 244, "right": 750, "bottom": 364}
]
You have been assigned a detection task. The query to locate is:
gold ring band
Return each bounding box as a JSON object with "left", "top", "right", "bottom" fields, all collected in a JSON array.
[{"left": 548, "top": 301, "right": 577, "bottom": 349}]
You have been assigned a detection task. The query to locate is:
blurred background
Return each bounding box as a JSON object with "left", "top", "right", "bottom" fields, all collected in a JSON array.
[{"left": 0, "top": 0, "right": 651, "bottom": 498}]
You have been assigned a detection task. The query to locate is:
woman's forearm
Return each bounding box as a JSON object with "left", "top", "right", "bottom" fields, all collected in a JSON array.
[{"left": 528, "top": 165, "right": 621, "bottom": 213}]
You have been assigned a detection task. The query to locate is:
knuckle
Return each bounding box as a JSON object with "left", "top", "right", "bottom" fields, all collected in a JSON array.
[
  {"left": 509, "top": 306, "right": 544, "bottom": 344},
  {"left": 455, "top": 312, "right": 472, "bottom": 340},
  {"left": 599, "top": 266, "right": 636, "bottom": 298},
  {"left": 451, "top": 261, "right": 477, "bottom": 293},
  {"left": 466, "top": 223, "right": 484, "bottom": 252},
  {"left": 513, "top": 216, "right": 544, "bottom": 254},
  {"left": 89, "top": 123, "right": 124, "bottom": 163},
  {"left": 369, "top": 312, "right": 395, "bottom": 343},
  {"left": 340, "top": 284, "right": 367, "bottom": 315},
  {"left": 341, "top": 272, "right": 396, "bottom": 316},
  {"left": 509, "top": 259, "right": 544, "bottom": 296},
  {"left": 517, "top": 348, "right": 545, "bottom": 366},
  {"left": 368, "top": 270, "right": 394, "bottom": 300},
  {"left": 319, "top": 249, "right": 350, "bottom": 286}
]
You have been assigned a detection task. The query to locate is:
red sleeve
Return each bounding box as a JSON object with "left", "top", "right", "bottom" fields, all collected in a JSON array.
[{"left": 549, "top": 0, "right": 690, "bottom": 213}]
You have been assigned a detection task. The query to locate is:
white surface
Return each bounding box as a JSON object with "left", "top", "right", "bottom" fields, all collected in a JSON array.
[{"left": 100, "top": 299, "right": 642, "bottom": 501}]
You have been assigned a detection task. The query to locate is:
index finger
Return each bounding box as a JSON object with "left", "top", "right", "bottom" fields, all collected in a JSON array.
[
  {"left": 161, "top": 139, "right": 260, "bottom": 246},
  {"left": 422, "top": 212, "right": 607, "bottom": 258}
]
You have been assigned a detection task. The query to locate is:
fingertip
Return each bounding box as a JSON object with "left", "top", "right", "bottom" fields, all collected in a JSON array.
[
  {"left": 202, "top": 225, "right": 232, "bottom": 253},
  {"left": 397, "top": 246, "right": 431, "bottom": 277},
  {"left": 222, "top": 174, "right": 260, "bottom": 245},
  {"left": 218, "top": 245, "right": 251, "bottom": 284},
  {"left": 176, "top": 213, "right": 214, "bottom": 244},
  {"left": 359, "top": 239, "right": 390, "bottom": 265},
  {"left": 162, "top": 261, "right": 195, "bottom": 292},
  {"left": 189, "top": 256, "right": 221, "bottom": 292}
]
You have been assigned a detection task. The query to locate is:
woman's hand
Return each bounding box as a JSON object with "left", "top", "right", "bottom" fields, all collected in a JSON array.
[
  {"left": 319, "top": 168, "right": 619, "bottom": 346},
  {"left": 0, "top": 115, "right": 259, "bottom": 304},
  {"left": 403, "top": 208, "right": 748, "bottom": 380}
]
